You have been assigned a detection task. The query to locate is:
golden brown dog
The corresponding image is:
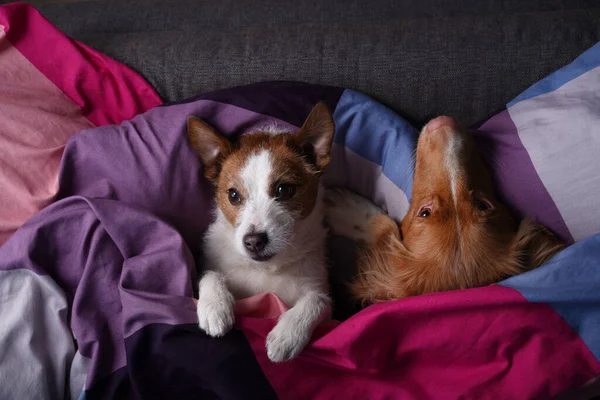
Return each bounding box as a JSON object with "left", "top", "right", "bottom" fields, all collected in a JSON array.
[{"left": 326, "top": 116, "right": 565, "bottom": 304}]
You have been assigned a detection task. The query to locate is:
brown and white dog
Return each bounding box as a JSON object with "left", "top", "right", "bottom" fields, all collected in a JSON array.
[
  {"left": 326, "top": 116, "right": 565, "bottom": 304},
  {"left": 188, "top": 103, "right": 334, "bottom": 362}
]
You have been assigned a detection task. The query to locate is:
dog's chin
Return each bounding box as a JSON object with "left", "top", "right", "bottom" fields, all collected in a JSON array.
[{"left": 247, "top": 252, "right": 275, "bottom": 263}]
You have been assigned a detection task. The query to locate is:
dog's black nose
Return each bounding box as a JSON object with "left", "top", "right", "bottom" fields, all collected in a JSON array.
[{"left": 243, "top": 232, "right": 269, "bottom": 253}]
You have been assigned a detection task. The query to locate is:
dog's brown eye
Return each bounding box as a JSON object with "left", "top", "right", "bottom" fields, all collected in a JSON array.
[
  {"left": 275, "top": 184, "right": 296, "bottom": 201},
  {"left": 228, "top": 188, "right": 241, "bottom": 205},
  {"left": 474, "top": 197, "right": 493, "bottom": 212},
  {"left": 418, "top": 207, "right": 431, "bottom": 218}
]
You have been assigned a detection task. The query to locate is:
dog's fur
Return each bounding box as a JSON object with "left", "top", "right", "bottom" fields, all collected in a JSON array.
[
  {"left": 326, "top": 116, "right": 565, "bottom": 304},
  {"left": 188, "top": 103, "right": 334, "bottom": 362}
]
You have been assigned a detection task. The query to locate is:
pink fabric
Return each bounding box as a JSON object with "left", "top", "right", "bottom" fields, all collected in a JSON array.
[
  {"left": 0, "top": 3, "right": 161, "bottom": 245},
  {"left": 232, "top": 286, "right": 600, "bottom": 400},
  {"left": 235, "top": 293, "right": 291, "bottom": 318},
  {"left": 0, "top": 29, "right": 92, "bottom": 244},
  {"left": 0, "top": 3, "right": 161, "bottom": 126}
]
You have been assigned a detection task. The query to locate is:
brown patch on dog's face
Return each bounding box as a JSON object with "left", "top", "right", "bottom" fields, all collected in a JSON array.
[{"left": 214, "top": 132, "right": 322, "bottom": 226}]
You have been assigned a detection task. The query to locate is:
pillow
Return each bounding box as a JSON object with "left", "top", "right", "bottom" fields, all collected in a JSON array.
[{"left": 473, "top": 41, "right": 600, "bottom": 244}]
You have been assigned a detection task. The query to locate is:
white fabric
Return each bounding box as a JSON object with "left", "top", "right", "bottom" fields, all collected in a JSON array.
[{"left": 509, "top": 67, "right": 600, "bottom": 241}]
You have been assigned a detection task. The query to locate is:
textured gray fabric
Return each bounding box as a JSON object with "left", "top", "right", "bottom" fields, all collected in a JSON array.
[{"left": 17, "top": 0, "right": 600, "bottom": 125}]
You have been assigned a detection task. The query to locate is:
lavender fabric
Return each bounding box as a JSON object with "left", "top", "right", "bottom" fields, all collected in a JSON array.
[
  {"left": 0, "top": 197, "right": 199, "bottom": 390},
  {"left": 472, "top": 111, "right": 572, "bottom": 242}
]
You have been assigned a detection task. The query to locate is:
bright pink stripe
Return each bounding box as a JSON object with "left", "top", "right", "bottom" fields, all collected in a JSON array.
[
  {"left": 0, "top": 3, "right": 161, "bottom": 126},
  {"left": 0, "top": 27, "right": 93, "bottom": 245},
  {"left": 238, "top": 286, "right": 600, "bottom": 400}
]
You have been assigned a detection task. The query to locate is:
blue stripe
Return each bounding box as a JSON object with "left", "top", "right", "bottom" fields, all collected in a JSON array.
[
  {"left": 500, "top": 233, "right": 600, "bottom": 361},
  {"left": 332, "top": 90, "right": 417, "bottom": 198},
  {"left": 508, "top": 41, "right": 600, "bottom": 107}
]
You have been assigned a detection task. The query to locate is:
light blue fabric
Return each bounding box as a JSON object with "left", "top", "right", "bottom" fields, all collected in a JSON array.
[
  {"left": 500, "top": 233, "right": 600, "bottom": 361},
  {"left": 508, "top": 41, "right": 600, "bottom": 107},
  {"left": 333, "top": 89, "right": 417, "bottom": 199}
]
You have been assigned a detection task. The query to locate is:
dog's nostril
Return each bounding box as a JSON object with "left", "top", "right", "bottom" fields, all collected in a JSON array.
[{"left": 243, "top": 232, "right": 269, "bottom": 253}]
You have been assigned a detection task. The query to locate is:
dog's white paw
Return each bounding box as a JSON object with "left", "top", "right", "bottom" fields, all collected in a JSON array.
[
  {"left": 197, "top": 297, "right": 235, "bottom": 337},
  {"left": 266, "top": 318, "right": 310, "bottom": 362},
  {"left": 324, "top": 187, "right": 384, "bottom": 244}
]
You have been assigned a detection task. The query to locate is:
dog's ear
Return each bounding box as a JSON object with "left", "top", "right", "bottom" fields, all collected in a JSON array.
[
  {"left": 512, "top": 219, "right": 566, "bottom": 269},
  {"left": 295, "top": 102, "right": 335, "bottom": 171},
  {"left": 187, "top": 116, "right": 231, "bottom": 181}
]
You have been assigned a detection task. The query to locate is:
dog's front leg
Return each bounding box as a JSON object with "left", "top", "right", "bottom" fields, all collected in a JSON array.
[
  {"left": 266, "top": 291, "right": 331, "bottom": 362},
  {"left": 196, "top": 270, "right": 235, "bottom": 337}
]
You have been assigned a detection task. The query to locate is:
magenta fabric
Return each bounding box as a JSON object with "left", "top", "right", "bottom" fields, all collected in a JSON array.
[{"left": 236, "top": 286, "right": 599, "bottom": 400}]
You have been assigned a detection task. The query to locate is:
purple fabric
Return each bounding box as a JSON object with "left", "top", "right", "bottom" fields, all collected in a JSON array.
[
  {"left": 176, "top": 81, "right": 344, "bottom": 128},
  {"left": 80, "top": 325, "right": 279, "bottom": 400},
  {"left": 472, "top": 110, "right": 574, "bottom": 243},
  {"left": 124, "top": 324, "right": 277, "bottom": 400},
  {"left": 0, "top": 196, "right": 198, "bottom": 386},
  {"left": 85, "top": 367, "right": 133, "bottom": 400}
]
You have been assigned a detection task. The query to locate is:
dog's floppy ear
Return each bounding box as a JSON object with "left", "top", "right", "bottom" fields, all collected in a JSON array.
[
  {"left": 295, "top": 102, "right": 335, "bottom": 171},
  {"left": 512, "top": 219, "right": 566, "bottom": 269},
  {"left": 187, "top": 116, "right": 232, "bottom": 181}
]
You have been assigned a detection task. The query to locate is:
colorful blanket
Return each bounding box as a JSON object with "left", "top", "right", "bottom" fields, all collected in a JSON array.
[{"left": 1, "top": 3, "right": 600, "bottom": 400}]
